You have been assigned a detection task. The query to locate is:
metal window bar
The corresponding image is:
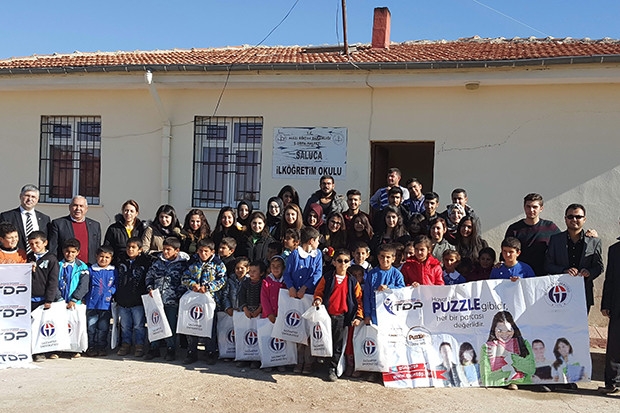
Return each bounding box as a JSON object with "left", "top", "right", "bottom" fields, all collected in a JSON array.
[
  {"left": 192, "top": 116, "right": 263, "bottom": 209},
  {"left": 39, "top": 116, "right": 101, "bottom": 204}
]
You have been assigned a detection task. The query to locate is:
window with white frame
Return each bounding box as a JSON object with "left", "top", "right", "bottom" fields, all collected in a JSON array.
[
  {"left": 192, "top": 116, "right": 263, "bottom": 209},
  {"left": 39, "top": 116, "right": 101, "bottom": 204}
]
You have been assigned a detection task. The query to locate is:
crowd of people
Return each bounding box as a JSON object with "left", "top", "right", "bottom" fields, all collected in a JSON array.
[{"left": 0, "top": 170, "right": 618, "bottom": 392}]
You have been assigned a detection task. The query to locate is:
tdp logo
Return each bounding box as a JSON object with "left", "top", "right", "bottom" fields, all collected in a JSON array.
[
  {"left": 0, "top": 285, "right": 28, "bottom": 295},
  {"left": 68, "top": 322, "right": 73, "bottom": 335},
  {"left": 244, "top": 330, "right": 258, "bottom": 347},
  {"left": 285, "top": 311, "right": 302, "bottom": 328},
  {"left": 151, "top": 311, "right": 161, "bottom": 324},
  {"left": 226, "top": 329, "right": 235, "bottom": 345},
  {"left": 383, "top": 296, "right": 423, "bottom": 315},
  {"left": 0, "top": 353, "right": 29, "bottom": 361},
  {"left": 40, "top": 322, "right": 56, "bottom": 338},
  {"left": 362, "top": 339, "right": 377, "bottom": 356},
  {"left": 312, "top": 324, "right": 323, "bottom": 340},
  {"left": 544, "top": 282, "right": 572, "bottom": 307},
  {"left": 189, "top": 305, "right": 204, "bottom": 321},
  {"left": 1, "top": 331, "right": 28, "bottom": 341},
  {"left": 2, "top": 308, "right": 28, "bottom": 318},
  {"left": 269, "top": 337, "right": 286, "bottom": 353}
]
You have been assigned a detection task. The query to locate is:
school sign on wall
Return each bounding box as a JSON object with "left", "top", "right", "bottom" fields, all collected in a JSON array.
[{"left": 273, "top": 127, "right": 347, "bottom": 179}]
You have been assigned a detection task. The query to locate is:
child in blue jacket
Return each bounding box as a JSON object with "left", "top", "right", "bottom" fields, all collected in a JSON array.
[
  {"left": 282, "top": 227, "right": 322, "bottom": 374},
  {"left": 181, "top": 238, "right": 226, "bottom": 365},
  {"left": 85, "top": 246, "right": 116, "bottom": 356}
]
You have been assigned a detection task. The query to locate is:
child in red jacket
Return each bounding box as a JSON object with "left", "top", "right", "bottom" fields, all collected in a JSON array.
[
  {"left": 313, "top": 249, "right": 364, "bottom": 382},
  {"left": 401, "top": 235, "right": 444, "bottom": 286}
]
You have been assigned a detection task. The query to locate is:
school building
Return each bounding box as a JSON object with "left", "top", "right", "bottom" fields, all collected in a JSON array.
[{"left": 1, "top": 8, "right": 619, "bottom": 323}]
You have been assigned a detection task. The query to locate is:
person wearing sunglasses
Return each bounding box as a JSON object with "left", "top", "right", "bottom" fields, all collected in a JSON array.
[
  {"left": 313, "top": 249, "right": 363, "bottom": 382},
  {"left": 545, "top": 203, "right": 603, "bottom": 314}
]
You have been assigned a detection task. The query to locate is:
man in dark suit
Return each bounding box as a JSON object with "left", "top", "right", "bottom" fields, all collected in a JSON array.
[
  {"left": 545, "top": 203, "right": 603, "bottom": 313},
  {"left": 599, "top": 226, "right": 620, "bottom": 394},
  {"left": 49, "top": 195, "right": 101, "bottom": 264},
  {"left": 0, "top": 184, "right": 51, "bottom": 253}
]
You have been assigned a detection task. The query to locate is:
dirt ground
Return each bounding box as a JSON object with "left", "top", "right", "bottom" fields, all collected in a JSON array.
[{"left": 1, "top": 348, "right": 618, "bottom": 413}]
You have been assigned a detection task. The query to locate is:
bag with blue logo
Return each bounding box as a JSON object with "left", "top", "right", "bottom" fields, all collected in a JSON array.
[
  {"left": 176, "top": 291, "right": 216, "bottom": 337},
  {"left": 141, "top": 290, "right": 172, "bottom": 342},
  {"left": 302, "top": 305, "right": 333, "bottom": 357},
  {"left": 65, "top": 304, "right": 88, "bottom": 353},
  {"left": 233, "top": 311, "right": 260, "bottom": 361},
  {"left": 257, "top": 318, "right": 297, "bottom": 368},
  {"left": 271, "top": 290, "right": 313, "bottom": 344},
  {"left": 353, "top": 324, "right": 387, "bottom": 372},
  {"left": 31, "top": 301, "right": 71, "bottom": 354},
  {"left": 216, "top": 312, "right": 236, "bottom": 359}
]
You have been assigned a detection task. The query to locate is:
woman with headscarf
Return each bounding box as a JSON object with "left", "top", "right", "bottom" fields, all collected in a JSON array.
[
  {"left": 236, "top": 200, "right": 253, "bottom": 235},
  {"left": 265, "top": 196, "right": 284, "bottom": 239},
  {"left": 277, "top": 185, "right": 300, "bottom": 208}
]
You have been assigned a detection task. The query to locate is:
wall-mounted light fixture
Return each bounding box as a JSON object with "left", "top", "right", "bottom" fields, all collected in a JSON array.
[{"left": 465, "top": 81, "right": 480, "bottom": 90}]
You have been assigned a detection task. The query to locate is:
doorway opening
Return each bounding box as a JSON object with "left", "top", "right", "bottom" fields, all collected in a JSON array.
[{"left": 370, "top": 141, "right": 435, "bottom": 201}]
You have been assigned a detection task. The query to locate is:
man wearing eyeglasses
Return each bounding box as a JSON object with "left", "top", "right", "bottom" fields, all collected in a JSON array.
[{"left": 545, "top": 203, "right": 603, "bottom": 313}]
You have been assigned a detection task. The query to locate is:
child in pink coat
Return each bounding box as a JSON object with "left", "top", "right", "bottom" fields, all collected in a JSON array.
[{"left": 261, "top": 255, "right": 286, "bottom": 323}]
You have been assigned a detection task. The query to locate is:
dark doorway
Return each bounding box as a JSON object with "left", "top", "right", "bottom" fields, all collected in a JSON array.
[{"left": 370, "top": 141, "right": 435, "bottom": 199}]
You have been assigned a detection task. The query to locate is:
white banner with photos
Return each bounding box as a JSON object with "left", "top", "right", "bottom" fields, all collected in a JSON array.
[{"left": 375, "top": 274, "right": 591, "bottom": 388}]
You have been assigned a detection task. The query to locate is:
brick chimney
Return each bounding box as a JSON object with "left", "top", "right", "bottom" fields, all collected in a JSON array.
[{"left": 371, "top": 7, "right": 391, "bottom": 49}]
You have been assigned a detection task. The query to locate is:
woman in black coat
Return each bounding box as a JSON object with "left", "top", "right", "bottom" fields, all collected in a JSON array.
[{"left": 104, "top": 199, "right": 146, "bottom": 260}]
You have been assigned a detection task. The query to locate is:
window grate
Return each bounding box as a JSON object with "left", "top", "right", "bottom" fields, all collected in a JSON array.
[
  {"left": 39, "top": 116, "right": 101, "bottom": 204},
  {"left": 192, "top": 116, "right": 263, "bottom": 209}
]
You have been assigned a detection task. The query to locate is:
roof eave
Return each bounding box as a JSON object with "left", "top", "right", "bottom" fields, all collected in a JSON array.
[{"left": 2, "top": 54, "right": 620, "bottom": 75}]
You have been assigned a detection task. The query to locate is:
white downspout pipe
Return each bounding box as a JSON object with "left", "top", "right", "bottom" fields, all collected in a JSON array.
[{"left": 145, "top": 70, "right": 172, "bottom": 205}]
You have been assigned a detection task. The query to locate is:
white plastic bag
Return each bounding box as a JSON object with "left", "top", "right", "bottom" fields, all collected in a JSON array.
[
  {"left": 217, "top": 312, "right": 236, "bottom": 359},
  {"left": 271, "top": 290, "right": 313, "bottom": 344},
  {"left": 176, "top": 291, "right": 216, "bottom": 337},
  {"left": 302, "top": 305, "right": 333, "bottom": 357},
  {"left": 257, "top": 318, "right": 297, "bottom": 368},
  {"left": 141, "top": 290, "right": 172, "bottom": 342},
  {"left": 232, "top": 311, "right": 260, "bottom": 361},
  {"left": 353, "top": 324, "right": 387, "bottom": 372},
  {"left": 110, "top": 302, "right": 120, "bottom": 350},
  {"left": 65, "top": 304, "right": 88, "bottom": 353},
  {"left": 337, "top": 327, "right": 348, "bottom": 377},
  {"left": 31, "top": 302, "right": 70, "bottom": 354}
]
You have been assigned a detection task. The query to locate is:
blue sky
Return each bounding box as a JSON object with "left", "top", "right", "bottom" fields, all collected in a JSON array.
[{"left": 2, "top": 1, "right": 619, "bottom": 59}]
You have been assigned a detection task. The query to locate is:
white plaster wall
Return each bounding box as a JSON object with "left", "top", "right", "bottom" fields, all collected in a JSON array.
[
  {"left": 1, "top": 68, "right": 619, "bottom": 325},
  {"left": 0, "top": 87, "right": 163, "bottom": 228}
]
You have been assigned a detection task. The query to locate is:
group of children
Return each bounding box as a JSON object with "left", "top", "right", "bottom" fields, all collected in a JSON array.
[
  {"left": 0, "top": 221, "right": 118, "bottom": 361},
  {"left": 0, "top": 216, "right": 536, "bottom": 382},
  {"left": 396, "top": 235, "right": 534, "bottom": 287}
]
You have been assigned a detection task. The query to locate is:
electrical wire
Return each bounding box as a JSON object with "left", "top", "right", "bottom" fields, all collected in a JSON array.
[
  {"left": 212, "top": 0, "right": 302, "bottom": 117},
  {"left": 470, "top": 0, "right": 550, "bottom": 37},
  {"left": 335, "top": 0, "right": 341, "bottom": 47}
]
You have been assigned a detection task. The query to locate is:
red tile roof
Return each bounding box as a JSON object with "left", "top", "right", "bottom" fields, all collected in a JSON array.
[{"left": 1, "top": 37, "right": 620, "bottom": 72}]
